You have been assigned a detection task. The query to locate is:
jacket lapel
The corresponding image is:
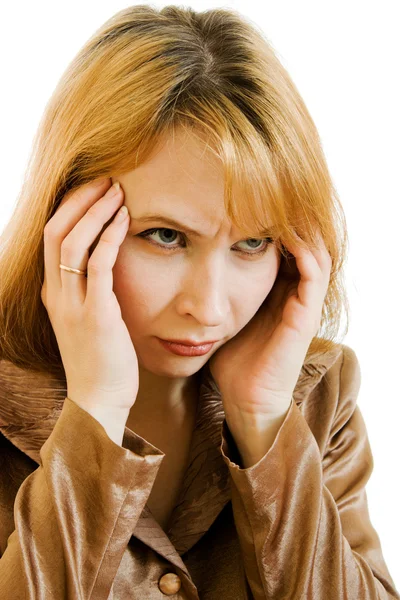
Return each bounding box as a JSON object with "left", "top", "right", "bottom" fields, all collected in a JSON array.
[{"left": 0, "top": 344, "right": 343, "bottom": 565}]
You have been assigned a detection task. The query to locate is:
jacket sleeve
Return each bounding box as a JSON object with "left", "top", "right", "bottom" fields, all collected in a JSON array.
[
  {"left": 219, "top": 345, "right": 400, "bottom": 599},
  {"left": 0, "top": 396, "right": 165, "bottom": 600}
]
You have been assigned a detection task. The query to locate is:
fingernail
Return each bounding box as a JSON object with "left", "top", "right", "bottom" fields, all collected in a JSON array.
[
  {"left": 116, "top": 205, "right": 128, "bottom": 221},
  {"left": 108, "top": 181, "right": 121, "bottom": 196}
]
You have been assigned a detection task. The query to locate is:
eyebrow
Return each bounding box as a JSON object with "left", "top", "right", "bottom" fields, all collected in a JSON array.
[
  {"left": 131, "top": 213, "right": 274, "bottom": 239},
  {"left": 131, "top": 214, "right": 208, "bottom": 238}
]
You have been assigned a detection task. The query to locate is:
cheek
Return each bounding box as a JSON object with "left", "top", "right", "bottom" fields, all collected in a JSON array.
[
  {"left": 113, "top": 251, "right": 150, "bottom": 302},
  {"left": 112, "top": 242, "right": 281, "bottom": 321},
  {"left": 112, "top": 246, "right": 174, "bottom": 324},
  {"left": 242, "top": 251, "right": 281, "bottom": 313},
  {"left": 241, "top": 275, "right": 275, "bottom": 317}
]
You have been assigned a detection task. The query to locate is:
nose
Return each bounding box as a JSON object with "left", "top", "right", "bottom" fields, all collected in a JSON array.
[{"left": 176, "top": 257, "right": 229, "bottom": 327}]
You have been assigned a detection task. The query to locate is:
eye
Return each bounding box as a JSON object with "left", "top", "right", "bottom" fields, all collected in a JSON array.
[
  {"left": 138, "top": 228, "right": 180, "bottom": 248},
  {"left": 236, "top": 238, "right": 270, "bottom": 254},
  {"left": 137, "top": 228, "right": 272, "bottom": 256}
]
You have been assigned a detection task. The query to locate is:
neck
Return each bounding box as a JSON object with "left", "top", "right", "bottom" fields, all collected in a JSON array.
[{"left": 126, "top": 367, "right": 202, "bottom": 432}]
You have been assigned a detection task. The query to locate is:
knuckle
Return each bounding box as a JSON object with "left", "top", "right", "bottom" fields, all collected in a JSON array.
[
  {"left": 43, "top": 222, "right": 57, "bottom": 240},
  {"left": 86, "top": 203, "right": 102, "bottom": 218},
  {"left": 98, "top": 235, "right": 118, "bottom": 249},
  {"left": 58, "top": 189, "right": 74, "bottom": 209},
  {"left": 87, "top": 260, "right": 103, "bottom": 274},
  {"left": 69, "top": 187, "right": 86, "bottom": 207},
  {"left": 60, "top": 238, "right": 75, "bottom": 258},
  {"left": 57, "top": 187, "right": 86, "bottom": 215},
  {"left": 89, "top": 237, "right": 118, "bottom": 267}
]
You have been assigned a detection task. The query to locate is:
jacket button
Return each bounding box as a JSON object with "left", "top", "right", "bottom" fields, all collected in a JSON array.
[{"left": 158, "top": 572, "right": 182, "bottom": 595}]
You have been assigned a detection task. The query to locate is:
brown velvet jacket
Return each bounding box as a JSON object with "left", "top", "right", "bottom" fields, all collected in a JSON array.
[{"left": 0, "top": 343, "right": 398, "bottom": 599}]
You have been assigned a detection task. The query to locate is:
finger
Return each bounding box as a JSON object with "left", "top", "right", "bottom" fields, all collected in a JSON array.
[
  {"left": 60, "top": 182, "right": 125, "bottom": 308},
  {"left": 309, "top": 228, "right": 332, "bottom": 272},
  {"left": 43, "top": 178, "right": 112, "bottom": 296},
  {"left": 284, "top": 233, "right": 326, "bottom": 309},
  {"left": 85, "top": 203, "right": 130, "bottom": 311},
  {"left": 285, "top": 231, "right": 322, "bottom": 282}
]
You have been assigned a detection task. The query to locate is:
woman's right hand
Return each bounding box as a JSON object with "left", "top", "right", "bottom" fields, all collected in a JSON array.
[{"left": 41, "top": 177, "right": 139, "bottom": 418}]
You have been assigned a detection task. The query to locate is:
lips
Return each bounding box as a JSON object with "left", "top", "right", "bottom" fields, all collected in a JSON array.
[
  {"left": 163, "top": 339, "right": 219, "bottom": 346},
  {"left": 158, "top": 338, "right": 216, "bottom": 356}
]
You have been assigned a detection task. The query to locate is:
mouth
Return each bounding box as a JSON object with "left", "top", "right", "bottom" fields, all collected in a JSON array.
[
  {"left": 157, "top": 338, "right": 216, "bottom": 357},
  {"left": 161, "top": 338, "right": 219, "bottom": 346}
]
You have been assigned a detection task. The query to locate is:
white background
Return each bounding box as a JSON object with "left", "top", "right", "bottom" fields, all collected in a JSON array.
[{"left": 1, "top": 0, "right": 399, "bottom": 587}]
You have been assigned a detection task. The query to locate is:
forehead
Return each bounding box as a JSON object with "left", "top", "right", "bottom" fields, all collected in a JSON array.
[
  {"left": 126, "top": 126, "right": 223, "bottom": 193},
  {"left": 121, "top": 126, "right": 274, "bottom": 236},
  {"left": 120, "top": 128, "right": 238, "bottom": 234}
]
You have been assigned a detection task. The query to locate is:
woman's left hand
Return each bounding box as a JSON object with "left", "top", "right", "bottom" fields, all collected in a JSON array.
[{"left": 208, "top": 229, "right": 332, "bottom": 431}]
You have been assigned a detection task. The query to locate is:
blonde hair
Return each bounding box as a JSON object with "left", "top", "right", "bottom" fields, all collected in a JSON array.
[{"left": 0, "top": 4, "right": 349, "bottom": 376}]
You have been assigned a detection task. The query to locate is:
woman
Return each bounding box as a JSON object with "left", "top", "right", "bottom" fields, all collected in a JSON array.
[{"left": 0, "top": 5, "right": 398, "bottom": 599}]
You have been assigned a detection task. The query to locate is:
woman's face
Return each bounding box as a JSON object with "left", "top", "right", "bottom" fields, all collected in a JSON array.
[{"left": 112, "top": 126, "right": 281, "bottom": 378}]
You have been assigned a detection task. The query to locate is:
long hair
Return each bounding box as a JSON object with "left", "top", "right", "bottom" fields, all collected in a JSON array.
[{"left": 0, "top": 5, "right": 349, "bottom": 376}]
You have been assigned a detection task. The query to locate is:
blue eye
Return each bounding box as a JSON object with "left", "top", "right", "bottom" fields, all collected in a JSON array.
[{"left": 137, "top": 228, "right": 272, "bottom": 256}]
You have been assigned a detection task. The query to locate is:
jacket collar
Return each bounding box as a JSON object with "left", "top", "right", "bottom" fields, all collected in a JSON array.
[
  {"left": 0, "top": 344, "right": 342, "bottom": 559},
  {"left": 0, "top": 345, "right": 342, "bottom": 462}
]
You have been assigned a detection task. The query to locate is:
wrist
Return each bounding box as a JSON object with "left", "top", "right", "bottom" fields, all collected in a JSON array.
[
  {"left": 225, "top": 404, "right": 291, "bottom": 468},
  {"left": 67, "top": 397, "right": 129, "bottom": 446}
]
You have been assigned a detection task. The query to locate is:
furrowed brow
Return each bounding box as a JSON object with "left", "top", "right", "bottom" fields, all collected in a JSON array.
[
  {"left": 132, "top": 213, "right": 275, "bottom": 239},
  {"left": 132, "top": 214, "right": 205, "bottom": 237}
]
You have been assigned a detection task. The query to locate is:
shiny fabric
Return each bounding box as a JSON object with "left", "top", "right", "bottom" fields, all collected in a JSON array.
[{"left": 0, "top": 343, "right": 398, "bottom": 599}]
